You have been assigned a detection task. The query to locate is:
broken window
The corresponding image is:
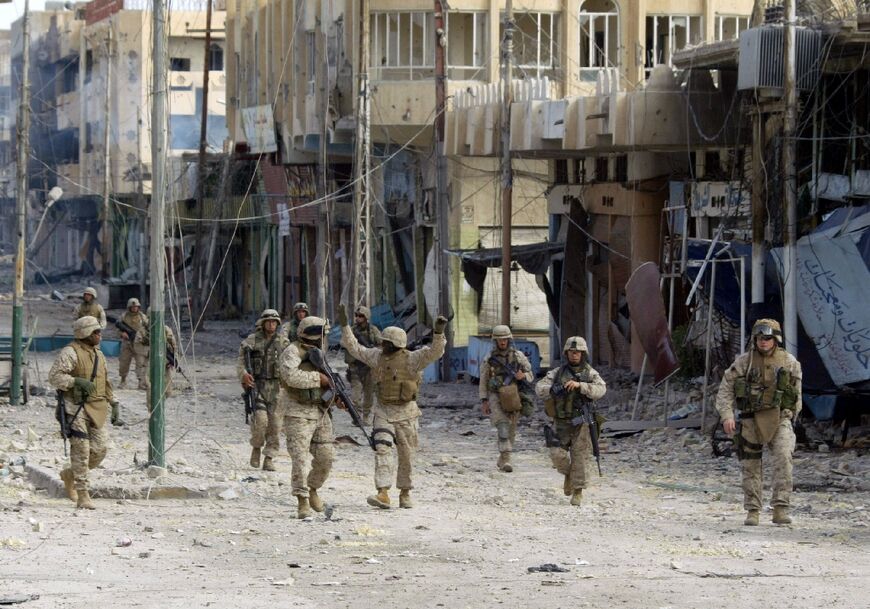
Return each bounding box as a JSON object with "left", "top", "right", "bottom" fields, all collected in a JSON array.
[
  {"left": 579, "top": 0, "right": 619, "bottom": 80},
  {"left": 715, "top": 15, "right": 749, "bottom": 41},
  {"left": 501, "top": 11, "right": 560, "bottom": 80},
  {"left": 170, "top": 57, "right": 191, "bottom": 72},
  {"left": 446, "top": 12, "right": 487, "bottom": 80},
  {"left": 644, "top": 15, "right": 703, "bottom": 77},
  {"left": 208, "top": 43, "right": 224, "bottom": 71},
  {"left": 370, "top": 11, "right": 435, "bottom": 81}
]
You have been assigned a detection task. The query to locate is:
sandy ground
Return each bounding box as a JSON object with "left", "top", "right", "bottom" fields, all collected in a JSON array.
[{"left": 1, "top": 289, "right": 869, "bottom": 608}]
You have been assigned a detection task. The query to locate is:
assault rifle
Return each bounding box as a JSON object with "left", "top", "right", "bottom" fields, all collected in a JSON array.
[
  {"left": 241, "top": 348, "right": 257, "bottom": 424},
  {"left": 551, "top": 367, "right": 602, "bottom": 476},
  {"left": 307, "top": 347, "right": 375, "bottom": 450},
  {"left": 543, "top": 424, "right": 561, "bottom": 448},
  {"left": 489, "top": 355, "right": 534, "bottom": 393},
  {"left": 165, "top": 348, "right": 190, "bottom": 382},
  {"left": 54, "top": 390, "right": 84, "bottom": 457}
]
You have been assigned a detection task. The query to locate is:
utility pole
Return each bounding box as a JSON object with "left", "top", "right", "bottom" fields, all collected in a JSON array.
[
  {"left": 499, "top": 0, "right": 514, "bottom": 326},
  {"left": 750, "top": 104, "right": 766, "bottom": 324},
  {"left": 101, "top": 26, "right": 113, "bottom": 278},
  {"left": 137, "top": 107, "right": 148, "bottom": 308},
  {"left": 782, "top": 0, "right": 798, "bottom": 355},
  {"left": 351, "top": 0, "right": 370, "bottom": 308},
  {"left": 149, "top": 0, "right": 168, "bottom": 467},
  {"left": 434, "top": 0, "right": 452, "bottom": 379},
  {"left": 11, "top": 0, "right": 31, "bottom": 406},
  {"left": 193, "top": 0, "right": 213, "bottom": 322}
]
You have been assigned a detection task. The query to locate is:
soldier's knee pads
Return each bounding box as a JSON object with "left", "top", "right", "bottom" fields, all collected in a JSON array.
[{"left": 496, "top": 422, "right": 511, "bottom": 441}]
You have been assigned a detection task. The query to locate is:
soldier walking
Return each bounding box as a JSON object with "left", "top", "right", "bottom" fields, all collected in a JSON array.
[
  {"left": 339, "top": 304, "right": 447, "bottom": 510},
  {"left": 117, "top": 297, "right": 149, "bottom": 390},
  {"left": 238, "top": 309, "right": 290, "bottom": 471},
  {"left": 281, "top": 302, "right": 310, "bottom": 342},
  {"left": 344, "top": 306, "right": 381, "bottom": 425},
  {"left": 278, "top": 316, "right": 335, "bottom": 519},
  {"left": 535, "top": 337, "right": 606, "bottom": 506},
  {"left": 479, "top": 325, "right": 533, "bottom": 472},
  {"left": 715, "top": 319, "right": 802, "bottom": 526},
  {"left": 48, "top": 316, "right": 117, "bottom": 509},
  {"left": 75, "top": 287, "right": 106, "bottom": 329},
  {"left": 137, "top": 319, "right": 179, "bottom": 407}
]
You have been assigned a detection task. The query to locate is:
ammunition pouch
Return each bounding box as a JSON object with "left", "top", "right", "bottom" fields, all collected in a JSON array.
[
  {"left": 544, "top": 397, "right": 556, "bottom": 418},
  {"left": 776, "top": 368, "right": 798, "bottom": 411},
  {"left": 497, "top": 383, "right": 523, "bottom": 413},
  {"left": 520, "top": 392, "right": 535, "bottom": 416},
  {"left": 285, "top": 385, "right": 324, "bottom": 405}
]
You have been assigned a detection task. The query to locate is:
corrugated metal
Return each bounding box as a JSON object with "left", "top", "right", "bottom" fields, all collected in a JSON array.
[{"left": 737, "top": 26, "right": 822, "bottom": 92}]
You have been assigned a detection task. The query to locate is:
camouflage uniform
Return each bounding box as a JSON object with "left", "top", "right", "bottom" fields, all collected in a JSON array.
[
  {"left": 479, "top": 330, "right": 533, "bottom": 472},
  {"left": 535, "top": 337, "right": 606, "bottom": 503},
  {"left": 48, "top": 316, "right": 114, "bottom": 507},
  {"left": 280, "top": 302, "right": 310, "bottom": 341},
  {"left": 118, "top": 300, "right": 149, "bottom": 389},
  {"left": 75, "top": 289, "right": 107, "bottom": 329},
  {"left": 341, "top": 324, "right": 446, "bottom": 505},
  {"left": 277, "top": 317, "right": 334, "bottom": 512},
  {"left": 344, "top": 308, "right": 381, "bottom": 422},
  {"left": 137, "top": 324, "right": 178, "bottom": 406},
  {"left": 715, "top": 319, "right": 802, "bottom": 524},
  {"left": 237, "top": 316, "right": 290, "bottom": 468}
]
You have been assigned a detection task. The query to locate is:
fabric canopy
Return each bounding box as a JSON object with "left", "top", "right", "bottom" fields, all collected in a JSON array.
[{"left": 446, "top": 242, "right": 564, "bottom": 295}]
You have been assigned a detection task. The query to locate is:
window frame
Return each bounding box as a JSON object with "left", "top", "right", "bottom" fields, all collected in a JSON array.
[
  {"left": 714, "top": 14, "right": 749, "bottom": 41},
  {"left": 644, "top": 14, "right": 704, "bottom": 77},
  {"left": 445, "top": 11, "right": 488, "bottom": 81},
  {"left": 578, "top": 1, "right": 620, "bottom": 76},
  {"left": 370, "top": 10, "right": 436, "bottom": 82},
  {"left": 503, "top": 11, "right": 560, "bottom": 80}
]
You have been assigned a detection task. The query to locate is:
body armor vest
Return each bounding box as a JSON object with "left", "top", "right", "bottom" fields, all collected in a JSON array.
[
  {"left": 550, "top": 364, "right": 593, "bottom": 420},
  {"left": 66, "top": 341, "right": 109, "bottom": 404},
  {"left": 77, "top": 301, "right": 102, "bottom": 319},
  {"left": 122, "top": 311, "right": 146, "bottom": 332},
  {"left": 376, "top": 349, "right": 419, "bottom": 405},
  {"left": 486, "top": 349, "right": 520, "bottom": 392},
  {"left": 733, "top": 348, "right": 798, "bottom": 414},
  {"left": 284, "top": 346, "right": 325, "bottom": 405}
]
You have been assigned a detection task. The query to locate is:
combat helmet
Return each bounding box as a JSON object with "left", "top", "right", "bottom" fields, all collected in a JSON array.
[
  {"left": 297, "top": 316, "right": 327, "bottom": 342},
  {"left": 491, "top": 325, "right": 513, "bottom": 340},
  {"left": 259, "top": 308, "right": 281, "bottom": 322},
  {"left": 127, "top": 297, "right": 141, "bottom": 309},
  {"left": 83, "top": 287, "right": 98, "bottom": 298},
  {"left": 563, "top": 336, "right": 588, "bottom": 353},
  {"left": 752, "top": 318, "right": 783, "bottom": 345},
  {"left": 354, "top": 306, "right": 371, "bottom": 321},
  {"left": 381, "top": 326, "right": 408, "bottom": 349},
  {"left": 293, "top": 302, "right": 310, "bottom": 314},
  {"left": 73, "top": 316, "right": 102, "bottom": 339}
]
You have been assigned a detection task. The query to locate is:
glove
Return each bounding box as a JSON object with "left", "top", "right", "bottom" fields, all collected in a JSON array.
[
  {"left": 73, "top": 377, "right": 96, "bottom": 397},
  {"left": 433, "top": 315, "right": 448, "bottom": 334},
  {"left": 337, "top": 303, "right": 348, "bottom": 327}
]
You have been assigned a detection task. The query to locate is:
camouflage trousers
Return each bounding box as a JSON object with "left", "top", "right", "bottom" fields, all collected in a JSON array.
[
  {"left": 486, "top": 391, "right": 519, "bottom": 453},
  {"left": 349, "top": 367, "right": 375, "bottom": 418},
  {"left": 284, "top": 413, "right": 334, "bottom": 497},
  {"left": 373, "top": 414, "right": 419, "bottom": 490},
  {"left": 250, "top": 405, "right": 282, "bottom": 458},
  {"left": 548, "top": 419, "right": 593, "bottom": 491},
  {"left": 119, "top": 340, "right": 147, "bottom": 383},
  {"left": 740, "top": 417, "right": 796, "bottom": 511},
  {"left": 69, "top": 412, "right": 109, "bottom": 492},
  {"left": 144, "top": 367, "right": 175, "bottom": 413}
]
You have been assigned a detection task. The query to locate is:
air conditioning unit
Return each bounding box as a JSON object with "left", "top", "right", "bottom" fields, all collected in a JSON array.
[{"left": 737, "top": 26, "right": 822, "bottom": 92}]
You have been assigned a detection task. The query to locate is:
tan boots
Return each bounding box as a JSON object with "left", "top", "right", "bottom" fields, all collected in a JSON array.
[
  {"left": 744, "top": 510, "right": 760, "bottom": 526},
  {"left": 570, "top": 489, "right": 583, "bottom": 506},
  {"left": 250, "top": 447, "right": 261, "bottom": 468},
  {"left": 261, "top": 456, "right": 275, "bottom": 471},
  {"left": 76, "top": 490, "right": 95, "bottom": 510},
  {"left": 60, "top": 468, "right": 77, "bottom": 502},
  {"left": 772, "top": 506, "right": 792, "bottom": 525},
  {"left": 367, "top": 488, "right": 391, "bottom": 509},
  {"left": 399, "top": 489, "right": 413, "bottom": 509},
  {"left": 297, "top": 496, "right": 313, "bottom": 519},
  {"left": 497, "top": 452, "right": 513, "bottom": 473},
  {"left": 309, "top": 488, "right": 324, "bottom": 513}
]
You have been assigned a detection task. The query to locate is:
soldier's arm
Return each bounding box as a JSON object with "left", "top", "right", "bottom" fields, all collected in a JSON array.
[
  {"left": 790, "top": 356, "right": 803, "bottom": 417},
  {"left": 371, "top": 325, "right": 382, "bottom": 345},
  {"left": 580, "top": 367, "right": 607, "bottom": 400},
  {"left": 535, "top": 369, "right": 558, "bottom": 399},
  {"left": 48, "top": 346, "right": 79, "bottom": 391},
  {"left": 97, "top": 305, "right": 107, "bottom": 329},
  {"left": 340, "top": 326, "right": 381, "bottom": 368},
  {"left": 236, "top": 337, "right": 252, "bottom": 383},
  {"left": 715, "top": 355, "right": 747, "bottom": 422},
  {"left": 515, "top": 351, "right": 534, "bottom": 382},
  {"left": 408, "top": 332, "right": 447, "bottom": 372},
  {"left": 479, "top": 361, "right": 491, "bottom": 400},
  {"left": 278, "top": 345, "right": 320, "bottom": 389},
  {"left": 104, "top": 356, "right": 115, "bottom": 401}
]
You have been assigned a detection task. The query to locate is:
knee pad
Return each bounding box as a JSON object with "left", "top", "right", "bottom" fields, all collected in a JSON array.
[{"left": 496, "top": 422, "right": 511, "bottom": 441}]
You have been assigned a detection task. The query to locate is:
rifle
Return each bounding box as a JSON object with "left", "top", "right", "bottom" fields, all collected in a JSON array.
[
  {"left": 489, "top": 354, "right": 534, "bottom": 393},
  {"left": 307, "top": 347, "right": 375, "bottom": 450},
  {"left": 241, "top": 348, "right": 257, "bottom": 424},
  {"left": 571, "top": 401, "right": 602, "bottom": 476},
  {"left": 54, "top": 390, "right": 85, "bottom": 457},
  {"left": 107, "top": 314, "right": 138, "bottom": 341},
  {"left": 165, "top": 347, "right": 190, "bottom": 382},
  {"left": 543, "top": 424, "right": 561, "bottom": 448}
]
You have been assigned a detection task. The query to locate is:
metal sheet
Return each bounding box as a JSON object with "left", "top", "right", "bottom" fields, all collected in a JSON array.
[{"left": 625, "top": 262, "right": 680, "bottom": 384}]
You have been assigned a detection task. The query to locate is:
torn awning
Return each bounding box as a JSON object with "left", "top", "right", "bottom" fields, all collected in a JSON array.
[{"left": 447, "top": 241, "right": 564, "bottom": 293}]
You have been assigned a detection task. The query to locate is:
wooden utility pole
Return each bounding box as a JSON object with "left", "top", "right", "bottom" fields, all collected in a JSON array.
[
  {"left": 101, "top": 26, "right": 113, "bottom": 278},
  {"left": 149, "top": 0, "right": 169, "bottom": 467},
  {"left": 193, "top": 0, "right": 214, "bottom": 322},
  {"left": 434, "top": 0, "right": 452, "bottom": 378},
  {"left": 11, "top": 0, "right": 31, "bottom": 406},
  {"left": 500, "top": 0, "right": 514, "bottom": 326},
  {"left": 351, "top": 0, "right": 370, "bottom": 307},
  {"left": 782, "top": 0, "right": 798, "bottom": 355}
]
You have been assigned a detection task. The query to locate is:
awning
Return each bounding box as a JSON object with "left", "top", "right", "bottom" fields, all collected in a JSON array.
[{"left": 447, "top": 241, "right": 563, "bottom": 287}]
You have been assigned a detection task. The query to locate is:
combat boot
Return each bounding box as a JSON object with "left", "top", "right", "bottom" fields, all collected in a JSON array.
[
  {"left": 744, "top": 510, "right": 760, "bottom": 526},
  {"left": 570, "top": 489, "right": 583, "bottom": 506},
  {"left": 297, "top": 496, "right": 313, "bottom": 519},
  {"left": 119, "top": 377, "right": 127, "bottom": 389},
  {"left": 60, "top": 468, "right": 77, "bottom": 502},
  {"left": 563, "top": 473, "right": 572, "bottom": 496},
  {"left": 250, "top": 447, "right": 261, "bottom": 468},
  {"left": 497, "top": 451, "right": 513, "bottom": 473},
  {"left": 399, "top": 489, "right": 414, "bottom": 509},
  {"left": 262, "top": 456, "right": 275, "bottom": 471},
  {"left": 137, "top": 380, "right": 148, "bottom": 390},
  {"left": 366, "top": 488, "right": 391, "bottom": 509},
  {"left": 772, "top": 507, "right": 792, "bottom": 525},
  {"left": 76, "top": 490, "right": 95, "bottom": 510},
  {"left": 309, "top": 488, "right": 324, "bottom": 512},
  {"left": 111, "top": 401, "right": 125, "bottom": 426}
]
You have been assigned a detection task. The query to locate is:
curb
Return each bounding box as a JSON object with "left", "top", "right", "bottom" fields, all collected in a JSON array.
[{"left": 25, "top": 464, "right": 212, "bottom": 501}]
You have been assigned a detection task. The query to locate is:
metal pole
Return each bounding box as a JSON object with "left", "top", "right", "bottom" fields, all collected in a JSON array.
[
  {"left": 782, "top": 0, "right": 798, "bottom": 356},
  {"left": 351, "top": 0, "right": 369, "bottom": 307},
  {"left": 740, "top": 255, "right": 746, "bottom": 352},
  {"left": 751, "top": 108, "right": 765, "bottom": 316},
  {"left": 499, "top": 0, "right": 514, "bottom": 326},
  {"left": 193, "top": 0, "right": 213, "bottom": 321},
  {"left": 11, "top": 0, "right": 31, "bottom": 406},
  {"left": 137, "top": 107, "right": 148, "bottom": 307},
  {"left": 434, "top": 0, "right": 452, "bottom": 379},
  {"left": 149, "top": 0, "right": 168, "bottom": 467},
  {"left": 700, "top": 260, "right": 718, "bottom": 432},
  {"left": 101, "top": 26, "right": 113, "bottom": 278}
]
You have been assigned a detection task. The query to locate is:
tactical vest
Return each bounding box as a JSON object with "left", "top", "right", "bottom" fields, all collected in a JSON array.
[
  {"left": 66, "top": 341, "right": 109, "bottom": 404},
  {"left": 550, "top": 364, "right": 593, "bottom": 420},
  {"left": 122, "top": 311, "right": 146, "bottom": 332},
  {"left": 733, "top": 348, "right": 799, "bottom": 414},
  {"left": 486, "top": 349, "right": 520, "bottom": 392},
  {"left": 77, "top": 301, "right": 102, "bottom": 319},
  {"left": 283, "top": 346, "right": 325, "bottom": 405},
  {"left": 250, "top": 332, "right": 282, "bottom": 380},
  {"left": 376, "top": 349, "right": 419, "bottom": 405}
]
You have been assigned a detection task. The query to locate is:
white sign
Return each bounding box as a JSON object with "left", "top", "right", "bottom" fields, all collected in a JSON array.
[
  {"left": 241, "top": 105, "right": 278, "bottom": 153},
  {"left": 278, "top": 203, "right": 290, "bottom": 237}
]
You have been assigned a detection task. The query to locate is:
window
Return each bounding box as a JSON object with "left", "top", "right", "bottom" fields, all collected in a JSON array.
[
  {"left": 306, "top": 31, "right": 316, "bottom": 95},
  {"left": 207, "top": 43, "right": 224, "bottom": 71},
  {"left": 84, "top": 122, "right": 94, "bottom": 153},
  {"left": 502, "top": 12, "right": 560, "bottom": 79},
  {"left": 85, "top": 49, "right": 93, "bottom": 84},
  {"left": 715, "top": 15, "right": 749, "bottom": 41},
  {"left": 370, "top": 11, "right": 435, "bottom": 81},
  {"left": 579, "top": 0, "right": 619, "bottom": 79},
  {"left": 644, "top": 15, "right": 703, "bottom": 76},
  {"left": 446, "top": 12, "right": 487, "bottom": 80},
  {"left": 61, "top": 56, "right": 79, "bottom": 93},
  {"left": 170, "top": 57, "right": 191, "bottom": 72}
]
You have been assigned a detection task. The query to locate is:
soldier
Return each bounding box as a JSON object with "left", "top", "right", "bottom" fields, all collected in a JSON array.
[
  {"left": 75, "top": 287, "right": 107, "bottom": 329},
  {"left": 479, "top": 325, "right": 534, "bottom": 473},
  {"left": 238, "top": 309, "right": 290, "bottom": 471},
  {"left": 535, "top": 336, "right": 606, "bottom": 506},
  {"left": 48, "top": 316, "right": 116, "bottom": 509},
  {"left": 281, "top": 302, "right": 310, "bottom": 341},
  {"left": 277, "top": 316, "right": 335, "bottom": 519},
  {"left": 339, "top": 304, "right": 447, "bottom": 510},
  {"left": 344, "top": 305, "right": 381, "bottom": 425},
  {"left": 715, "top": 319, "right": 802, "bottom": 526},
  {"left": 137, "top": 320, "right": 179, "bottom": 404},
  {"left": 117, "top": 297, "right": 149, "bottom": 390}
]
